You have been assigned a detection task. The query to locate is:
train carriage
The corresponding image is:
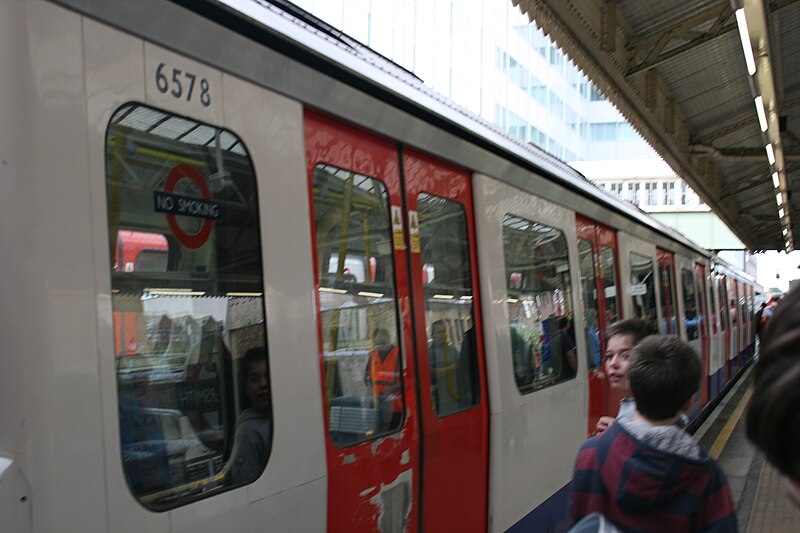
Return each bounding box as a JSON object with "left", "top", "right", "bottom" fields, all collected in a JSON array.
[{"left": 0, "top": 1, "right": 758, "bottom": 532}]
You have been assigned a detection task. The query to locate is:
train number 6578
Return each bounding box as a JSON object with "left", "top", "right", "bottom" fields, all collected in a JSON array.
[{"left": 155, "top": 62, "right": 211, "bottom": 107}]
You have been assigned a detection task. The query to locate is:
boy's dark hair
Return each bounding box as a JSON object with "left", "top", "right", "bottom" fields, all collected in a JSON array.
[
  {"left": 604, "top": 318, "right": 657, "bottom": 344},
  {"left": 628, "top": 335, "right": 701, "bottom": 420},
  {"left": 240, "top": 346, "right": 268, "bottom": 407},
  {"left": 242, "top": 346, "right": 267, "bottom": 374},
  {"left": 746, "top": 289, "right": 800, "bottom": 483}
]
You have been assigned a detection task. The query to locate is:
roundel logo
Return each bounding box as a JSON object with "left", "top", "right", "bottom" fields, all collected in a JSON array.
[{"left": 153, "top": 163, "right": 221, "bottom": 249}]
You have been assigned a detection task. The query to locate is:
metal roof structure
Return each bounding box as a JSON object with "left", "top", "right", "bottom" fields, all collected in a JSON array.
[{"left": 513, "top": 0, "right": 799, "bottom": 253}]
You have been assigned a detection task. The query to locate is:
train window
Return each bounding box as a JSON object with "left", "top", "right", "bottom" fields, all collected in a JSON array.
[
  {"left": 707, "top": 274, "right": 717, "bottom": 334},
  {"left": 418, "top": 193, "right": 479, "bottom": 417},
  {"left": 503, "top": 215, "right": 576, "bottom": 392},
  {"left": 600, "top": 246, "right": 619, "bottom": 323},
  {"left": 658, "top": 262, "right": 677, "bottom": 334},
  {"left": 311, "top": 164, "right": 404, "bottom": 447},
  {"left": 682, "top": 268, "right": 699, "bottom": 340},
  {"left": 577, "top": 238, "right": 602, "bottom": 369},
  {"left": 717, "top": 276, "right": 729, "bottom": 332},
  {"left": 629, "top": 252, "right": 658, "bottom": 331},
  {"left": 696, "top": 268, "right": 709, "bottom": 338},
  {"left": 105, "top": 103, "right": 271, "bottom": 510}
]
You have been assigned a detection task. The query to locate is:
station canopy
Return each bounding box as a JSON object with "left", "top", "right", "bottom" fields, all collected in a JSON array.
[{"left": 513, "top": 0, "right": 799, "bottom": 252}]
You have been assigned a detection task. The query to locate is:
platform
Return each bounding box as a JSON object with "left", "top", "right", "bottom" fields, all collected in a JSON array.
[{"left": 694, "top": 365, "right": 800, "bottom": 532}]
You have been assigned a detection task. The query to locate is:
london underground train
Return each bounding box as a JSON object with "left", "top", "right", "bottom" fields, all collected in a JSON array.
[{"left": 0, "top": 1, "right": 758, "bottom": 531}]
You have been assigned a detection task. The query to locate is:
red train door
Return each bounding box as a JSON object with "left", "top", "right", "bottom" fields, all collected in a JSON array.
[
  {"left": 403, "top": 149, "right": 489, "bottom": 532},
  {"left": 305, "top": 113, "right": 421, "bottom": 532},
  {"left": 575, "top": 215, "right": 620, "bottom": 433},
  {"left": 694, "top": 263, "right": 710, "bottom": 404}
]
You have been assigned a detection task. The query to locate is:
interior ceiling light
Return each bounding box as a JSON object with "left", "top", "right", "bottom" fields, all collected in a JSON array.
[
  {"left": 779, "top": 207, "right": 785, "bottom": 219},
  {"left": 772, "top": 172, "right": 780, "bottom": 188},
  {"left": 766, "top": 144, "right": 776, "bottom": 165},
  {"left": 735, "top": 8, "right": 757, "bottom": 75},
  {"left": 776, "top": 192, "right": 783, "bottom": 206}
]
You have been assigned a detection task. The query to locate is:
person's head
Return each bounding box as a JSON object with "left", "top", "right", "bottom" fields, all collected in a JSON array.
[
  {"left": 431, "top": 320, "right": 448, "bottom": 346},
  {"left": 746, "top": 289, "right": 800, "bottom": 504},
  {"left": 373, "top": 327, "right": 391, "bottom": 349},
  {"left": 628, "top": 335, "right": 701, "bottom": 421},
  {"left": 242, "top": 346, "right": 270, "bottom": 412},
  {"left": 558, "top": 316, "right": 570, "bottom": 331},
  {"left": 604, "top": 319, "right": 657, "bottom": 391}
]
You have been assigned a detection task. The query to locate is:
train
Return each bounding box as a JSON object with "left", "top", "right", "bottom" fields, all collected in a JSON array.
[{"left": 0, "top": 1, "right": 759, "bottom": 532}]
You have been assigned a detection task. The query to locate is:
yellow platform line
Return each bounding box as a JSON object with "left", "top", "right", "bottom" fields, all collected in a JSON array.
[{"left": 708, "top": 387, "right": 752, "bottom": 459}]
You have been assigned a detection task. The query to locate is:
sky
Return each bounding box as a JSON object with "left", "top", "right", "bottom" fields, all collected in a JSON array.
[{"left": 756, "top": 251, "right": 800, "bottom": 293}]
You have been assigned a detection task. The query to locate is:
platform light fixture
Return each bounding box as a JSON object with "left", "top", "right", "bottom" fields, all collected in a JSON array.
[
  {"left": 735, "top": 8, "right": 757, "bottom": 75},
  {"left": 779, "top": 207, "right": 785, "bottom": 219},
  {"left": 772, "top": 171, "right": 780, "bottom": 188},
  {"left": 755, "top": 96, "right": 768, "bottom": 132},
  {"left": 776, "top": 192, "right": 783, "bottom": 207},
  {"left": 766, "top": 144, "right": 775, "bottom": 165}
]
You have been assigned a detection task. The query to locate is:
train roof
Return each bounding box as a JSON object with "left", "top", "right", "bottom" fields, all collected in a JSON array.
[
  {"left": 57, "top": 0, "right": 753, "bottom": 269},
  {"left": 204, "top": 0, "right": 714, "bottom": 258}
]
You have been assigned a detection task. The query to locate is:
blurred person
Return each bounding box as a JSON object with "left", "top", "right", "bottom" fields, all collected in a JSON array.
[
  {"left": 428, "top": 319, "right": 464, "bottom": 415},
  {"left": 746, "top": 289, "right": 800, "bottom": 506},
  {"left": 365, "top": 327, "right": 403, "bottom": 431}
]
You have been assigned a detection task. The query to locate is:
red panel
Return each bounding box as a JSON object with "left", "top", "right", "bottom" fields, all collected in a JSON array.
[
  {"left": 656, "top": 249, "right": 678, "bottom": 335},
  {"left": 402, "top": 149, "right": 489, "bottom": 533},
  {"left": 304, "top": 112, "right": 420, "bottom": 533},
  {"left": 576, "top": 215, "right": 621, "bottom": 434}
]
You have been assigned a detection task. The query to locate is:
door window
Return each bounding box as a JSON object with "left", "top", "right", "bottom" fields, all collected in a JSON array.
[
  {"left": 629, "top": 252, "right": 657, "bottom": 331},
  {"left": 577, "top": 238, "right": 602, "bottom": 369},
  {"left": 417, "top": 193, "right": 480, "bottom": 416},
  {"left": 311, "top": 164, "right": 404, "bottom": 447}
]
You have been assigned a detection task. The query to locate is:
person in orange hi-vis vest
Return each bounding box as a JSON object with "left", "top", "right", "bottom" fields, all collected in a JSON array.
[{"left": 365, "top": 327, "right": 403, "bottom": 432}]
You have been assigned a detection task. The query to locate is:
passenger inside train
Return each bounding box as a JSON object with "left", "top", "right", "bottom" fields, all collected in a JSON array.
[
  {"left": 428, "top": 319, "right": 465, "bottom": 416},
  {"left": 746, "top": 289, "right": 800, "bottom": 507},
  {"left": 229, "top": 346, "right": 272, "bottom": 486},
  {"left": 364, "top": 327, "right": 403, "bottom": 432},
  {"left": 570, "top": 335, "right": 737, "bottom": 532}
]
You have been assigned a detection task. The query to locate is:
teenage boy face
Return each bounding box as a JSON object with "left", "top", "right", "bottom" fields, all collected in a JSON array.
[{"left": 605, "top": 333, "right": 635, "bottom": 392}]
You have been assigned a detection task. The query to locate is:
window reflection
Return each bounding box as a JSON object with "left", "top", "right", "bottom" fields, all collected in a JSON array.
[
  {"left": 312, "top": 165, "right": 404, "bottom": 447},
  {"left": 418, "top": 193, "right": 479, "bottom": 416},
  {"left": 682, "top": 268, "right": 699, "bottom": 340},
  {"left": 658, "top": 262, "right": 677, "bottom": 334},
  {"left": 600, "top": 247, "right": 618, "bottom": 325},
  {"left": 629, "top": 252, "right": 657, "bottom": 331},
  {"left": 717, "top": 276, "right": 729, "bottom": 332},
  {"left": 578, "top": 239, "right": 601, "bottom": 369},
  {"left": 107, "top": 104, "right": 270, "bottom": 509},
  {"left": 503, "top": 215, "right": 576, "bottom": 393}
]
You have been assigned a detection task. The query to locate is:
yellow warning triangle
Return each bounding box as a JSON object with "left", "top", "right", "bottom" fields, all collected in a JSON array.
[{"left": 393, "top": 209, "right": 402, "bottom": 225}]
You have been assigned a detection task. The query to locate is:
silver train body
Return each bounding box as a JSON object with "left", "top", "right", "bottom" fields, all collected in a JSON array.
[{"left": 0, "top": 1, "right": 757, "bottom": 531}]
